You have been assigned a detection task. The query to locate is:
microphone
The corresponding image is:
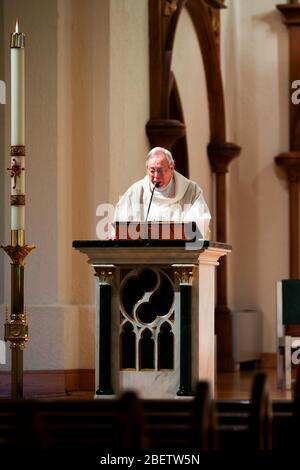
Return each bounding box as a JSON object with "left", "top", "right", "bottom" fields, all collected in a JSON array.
[{"left": 145, "top": 182, "right": 159, "bottom": 221}]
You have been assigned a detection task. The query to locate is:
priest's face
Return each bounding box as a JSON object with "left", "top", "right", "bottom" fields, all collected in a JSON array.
[{"left": 146, "top": 154, "right": 175, "bottom": 189}]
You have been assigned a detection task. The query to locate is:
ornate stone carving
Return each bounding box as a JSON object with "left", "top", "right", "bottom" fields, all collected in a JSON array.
[
  {"left": 94, "top": 265, "right": 115, "bottom": 284},
  {"left": 7, "top": 158, "right": 25, "bottom": 190},
  {"left": 1, "top": 244, "right": 35, "bottom": 266},
  {"left": 120, "top": 267, "right": 174, "bottom": 325},
  {"left": 173, "top": 264, "right": 196, "bottom": 285},
  {"left": 5, "top": 314, "right": 28, "bottom": 350}
]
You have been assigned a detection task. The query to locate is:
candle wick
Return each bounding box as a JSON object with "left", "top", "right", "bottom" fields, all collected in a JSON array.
[{"left": 15, "top": 19, "right": 18, "bottom": 33}]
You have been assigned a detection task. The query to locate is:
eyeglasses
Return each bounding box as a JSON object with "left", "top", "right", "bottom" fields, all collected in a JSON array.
[{"left": 147, "top": 167, "right": 170, "bottom": 175}]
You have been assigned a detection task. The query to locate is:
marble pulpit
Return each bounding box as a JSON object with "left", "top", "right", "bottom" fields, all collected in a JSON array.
[{"left": 73, "top": 239, "right": 231, "bottom": 398}]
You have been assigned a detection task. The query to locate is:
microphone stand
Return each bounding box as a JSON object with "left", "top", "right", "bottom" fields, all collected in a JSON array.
[{"left": 145, "top": 182, "right": 159, "bottom": 221}]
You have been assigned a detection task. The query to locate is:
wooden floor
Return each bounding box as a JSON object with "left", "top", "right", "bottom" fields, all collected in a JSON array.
[
  {"left": 65, "top": 367, "right": 293, "bottom": 401},
  {"left": 0, "top": 366, "right": 293, "bottom": 401},
  {"left": 68, "top": 367, "right": 292, "bottom": 401},
  {"left": 216, "top": 367, "right": 292, "bottom": 401}
]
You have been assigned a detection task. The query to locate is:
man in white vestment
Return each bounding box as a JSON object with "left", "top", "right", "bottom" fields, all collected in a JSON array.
[{"left": 113, "top": 147, "right": 211, "bottom": 239}]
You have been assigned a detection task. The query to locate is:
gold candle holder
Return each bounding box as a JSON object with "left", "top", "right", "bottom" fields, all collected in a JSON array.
[
  {"left": 1, "top": 242, "right": 35, "bottom": 398},
  {"left": 10, "top": 29, "right": 25, "bottom": 49}
]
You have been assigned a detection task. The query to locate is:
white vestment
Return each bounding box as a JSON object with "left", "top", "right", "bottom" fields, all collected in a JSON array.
[{"left": 113, "top": 171, "right": 211, "bottom": 238}]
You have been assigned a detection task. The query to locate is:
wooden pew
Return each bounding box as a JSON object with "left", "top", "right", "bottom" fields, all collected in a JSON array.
[
  {"left": 272, "top": 400, "right": 293, "bottom": 450},
  {"left": 142, "top": 381, "right": 217, "bottom": 450},
  {"left": 0, "top": 400, "right": 18, "bottom": 450},
  {"left": 0, "top": 374, "right": 288, "bottom": 453},
  {"left": 217, "top": 373, "right": 272, "bottom": 450},
  {"left": 0, "top": 392, "right": 145, "bottom": 454}
]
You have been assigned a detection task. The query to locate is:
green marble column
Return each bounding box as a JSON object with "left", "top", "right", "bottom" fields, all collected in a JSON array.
[
  {"left": 174, "top": 265, "right": 195, "bottom": 396},
  {"left": 94, "top": 266, "right": 115, "bottom": 395}
]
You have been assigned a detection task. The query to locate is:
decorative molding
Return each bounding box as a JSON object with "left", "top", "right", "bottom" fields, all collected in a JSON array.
[
  {"left": 277, "top": 3, "right": 300, "bottom": 25},
  {"left": 76, "top": 243, "right": 231, "bottom": 267},
  {"left": 10, "top": 194, "right": 25, "bottom": 205},
  {"left": 275, "top": 151, "right": 300, "bottom": 182},
  {"left": 120, "top": 267, "right": 174, "bottom": 327},
  {"left": 1, "top": 244, "right": 35, "bottom": 266},
  {"left": 5, "top": 316, "right": 28, "bottom": 350},
  {"left": 7, "top": 158, "right": 25, "bottom": 190},
  {"left": 10, "top": 145, "right": 25, "bottom": 156},
  {"left": 94, "top": 264, "right": 115, "bottom": 285},
  {"left": 173, "top": 264, "right": 195, "bottom": 284},
  {"left": 146, "top": 118, "right": 186, "bottom": 150},
  {"left": 119, "top": 267, "right": 175, "bottom": 371},
  {"left": 208, "top": 141, "right": 241, "bottom": 174},
  {"left": 199, "top": 246, "right": 231, "bottom": 266}
]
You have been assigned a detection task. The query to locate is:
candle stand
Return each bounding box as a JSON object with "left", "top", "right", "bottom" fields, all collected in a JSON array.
[
  {"left": 0, "top": 22, "right": 34, "bottom": 399},
  {"left": 1, "top": 231, "right": 34, "bottom": 399}
]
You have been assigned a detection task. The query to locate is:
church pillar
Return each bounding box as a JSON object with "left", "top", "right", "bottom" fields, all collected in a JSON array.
[
  {"left": 208, "top": 141, "right": 241, "bottom": 371},
  {"left": 275, "top": 2, "right": 300, "bottom": 337},
  {"left": 275, "top": 153, "right": 300, "bottom": 279},
  {"left": 146, "top": 119, "right": 186, "bottom": 151},
  {"left": 275, "top": 3, "right": 300, "bottom": 280}
]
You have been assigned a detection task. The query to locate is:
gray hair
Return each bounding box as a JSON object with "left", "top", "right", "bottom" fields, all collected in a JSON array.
[{"left": 146, "top": 147, "right": 174, "bottom": 167}]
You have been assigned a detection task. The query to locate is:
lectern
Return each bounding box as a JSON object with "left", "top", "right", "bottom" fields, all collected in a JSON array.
[{"left": 73, "top": 229, "right": 230, "bottom": 398}]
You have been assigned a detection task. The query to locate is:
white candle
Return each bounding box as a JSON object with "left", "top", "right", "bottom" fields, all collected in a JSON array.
[{"left": 10, "top": 20, "right": 25, "bottom": 232}]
